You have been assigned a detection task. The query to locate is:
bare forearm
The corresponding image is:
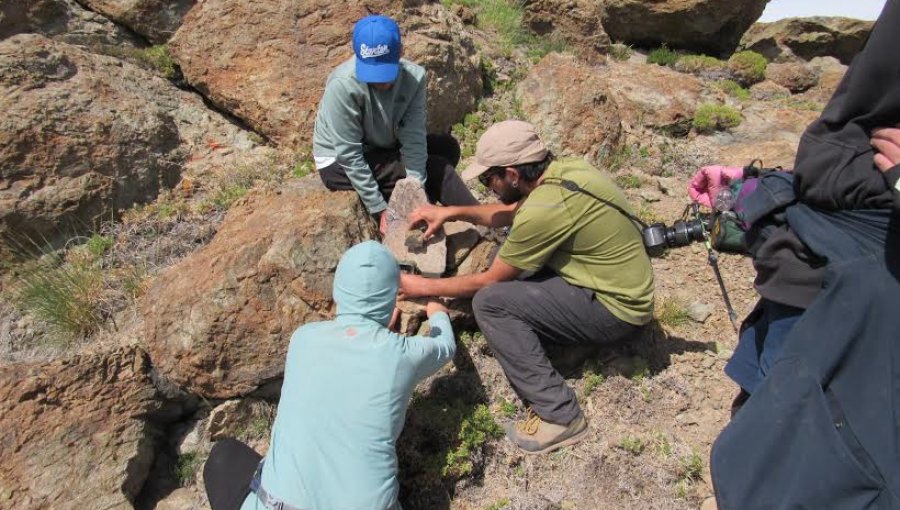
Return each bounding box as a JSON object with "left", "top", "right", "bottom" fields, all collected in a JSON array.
[
  {"left": 443, "top": 203, "right": 516, "bottom": 228},
  {"left": 418, "top": 272, "right": 492, "bottom": 298}
]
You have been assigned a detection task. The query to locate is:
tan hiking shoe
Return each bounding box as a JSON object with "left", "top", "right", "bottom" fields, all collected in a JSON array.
[{"left": 503, "top": 408, "right": 589, "bottom": 454}]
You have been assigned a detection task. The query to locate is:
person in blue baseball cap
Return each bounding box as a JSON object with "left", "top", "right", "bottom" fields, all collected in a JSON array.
[{"left": 313, "top": 14, "right": 478, "bottom": 234}]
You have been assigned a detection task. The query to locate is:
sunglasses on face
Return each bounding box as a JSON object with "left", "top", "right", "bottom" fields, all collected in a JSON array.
[{"left": 478, "top": 167, "right": 504, "bottom": 187}]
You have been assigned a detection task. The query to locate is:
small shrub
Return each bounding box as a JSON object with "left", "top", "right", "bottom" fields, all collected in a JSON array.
[
  {"left": 716, "top": 79, "right": 751, "bottom": 101},
  {"left": 652, "top": 432, "right": 673, "bottom": 457},
  {"left": 618, "top": 436, "right": 646, "bottom": 455},
  {"left": 678, "top": 451, "right": 704, "bottom": 481},
  {"left": 647, "top": 45, "right": 679, "bottom": 67},
  {"left": 442, "top": 404, "right": 503, "bottom": 477},
  {"left": 656, "top": 297, "right": 691, "bottom": 327},
  {"left": 85, "top": 234, "right": 115, "bottom": 259},
  {"left": 608, "top": 43, "right": 633, "bottom": 62},
  {"left": 727, "top": 50, "right": 767, "bottom": 86},
  {"left": 615, "top": 174, "right": 642, "bottom": 189},
  {"left": 692, "top": 103, "right": 742, "bottom": 133},
  {"left": 675, "top": 54, "right": 725, "bottom": 75},
  {"left": 135, "top": 45, "right": 177, "bottom": 79},
  {"left": 174, "top": 452, "right": 203, "bottom": 487},
  {"left": 582, "top": 370, "right": 606, "bottom": 396}
]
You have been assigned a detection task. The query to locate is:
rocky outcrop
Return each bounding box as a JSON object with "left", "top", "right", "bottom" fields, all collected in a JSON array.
[
  {"left": 765, "top": 61, "right": 819, "bottom": 93},
  {"left": 601, "top": 0, "right": 769, "bottom": 56},
  {"left": 76, "top": 0, "right": 196, "bottom": 44},
  {"left": 169, "top": 0, "right": 482, "bottom": 151},
  {"left": 523, "top": 0, "right": 610, "bottom": 60},
  {"left": 708, "top": 104, "right": 819, "bottom": 169},
  {"left": 0, "top": 0, "right": 141, "bottom": 47},
  {"left": 517, "top": 54, "right": 623, "bottom": 165},
  {"left": 0, "top": 346, "right": 189, "bottom": 509},
  {"left": 141, "top": 177, "right": 377, "bottom": 399},
  {"left": 739, "top": 17, "right": 874, "bottom": 65},
  {"left": 0, "top": 34, "right": 182, "bottom": 255},
  {"left": 0, "top": 34, "right": 275, "bottom": 259},
  {"left": 518, "top": 54, "right": 708, "bottom": 163}
]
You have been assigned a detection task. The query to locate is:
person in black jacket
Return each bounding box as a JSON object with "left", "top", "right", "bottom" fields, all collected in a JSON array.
[{"left": 704, "top": 1, "right": 900, "bottom": 508}]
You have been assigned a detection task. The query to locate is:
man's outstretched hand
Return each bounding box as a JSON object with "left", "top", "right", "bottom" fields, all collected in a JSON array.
[
  {"left": 407, "top": 203, "right": 451, "bottom": 240},
  {"left": 871, "top": 127, "right": 900, "bottom": 173}
]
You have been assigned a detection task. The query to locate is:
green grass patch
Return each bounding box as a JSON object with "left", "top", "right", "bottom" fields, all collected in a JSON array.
[
  {"left": 647, "top": 44, "right": 678, "bottom": 67},
  {"left": 677, "top": 450, "right": 704, "bottom": 481},
  {"left": 727, "top": 50, "right": 767, "bottom": 86},
  {"left": 692, "top": 103, "right": 742, "bottom": 133},
  {"left": 239, "top": 401, "right": 277, "bottom": 441},
  {"left": 292, "top": 158, "right": 314, "bottom": 178},
  {"left": 13, "top": 256, "right": 106, "bottom": 341},
  {"left": 716, "top": 79, "right": 751, "bottom": 101},
  {"left": 656, "top": 297, "right": 691, "bottom": 327},
  {"left": 618, "top": 436, "right": 646, "bottom": 455},
  {"left": 135, "top": 45, "right": 177, "bottom": 79}
]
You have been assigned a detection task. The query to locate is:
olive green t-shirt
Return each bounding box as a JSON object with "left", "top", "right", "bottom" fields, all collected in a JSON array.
[{"left": 498, "top": 159, "right": 655, "bottom": 325}]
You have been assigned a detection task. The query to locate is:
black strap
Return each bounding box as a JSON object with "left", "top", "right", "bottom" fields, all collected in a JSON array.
[{"left": 540, "top": 178, "right": 650, "bottom": 230}]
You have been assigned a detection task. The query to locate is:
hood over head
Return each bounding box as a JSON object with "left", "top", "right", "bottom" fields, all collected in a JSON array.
[{"left": 333, "top": 240, "right": 399, "bottom": 326}]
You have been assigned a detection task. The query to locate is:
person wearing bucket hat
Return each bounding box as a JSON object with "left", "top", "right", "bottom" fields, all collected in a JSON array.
[
  {"left": 400, "top": 120, "right": 655, "bottom": 455},
  {"left": 313, "top": 14, "right": 477, "bottom": 234},
  {"left": 203, "top": 241, "right": 456, "bottom": 510}
]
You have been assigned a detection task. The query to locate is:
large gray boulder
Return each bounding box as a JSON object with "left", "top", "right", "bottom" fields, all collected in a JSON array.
[
  {"left": 601, "top": 0, "right": 770, "bottom": 56},
  {"left": 169, "top": 0, "right": 482, "bottom": 151},
  {"left": 740, "top": 17, "right": 874, "bottom": 64}
]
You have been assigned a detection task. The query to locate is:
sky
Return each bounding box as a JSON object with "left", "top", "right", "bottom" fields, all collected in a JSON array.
[{"left": 759, "top": 0, "right": 886, "bottom": 21}]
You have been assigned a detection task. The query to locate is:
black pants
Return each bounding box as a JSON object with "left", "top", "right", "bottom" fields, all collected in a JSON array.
[
  {"left": 318, "top": 135, "right": 477, "bottom": 208},
  {"left": 472, "top": 272, "right": 643, "bottom": 425}
]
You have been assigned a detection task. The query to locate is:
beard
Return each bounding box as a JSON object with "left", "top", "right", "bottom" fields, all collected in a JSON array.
[{"left": 498, "top": 186, "right": 524, "bottom": 205}]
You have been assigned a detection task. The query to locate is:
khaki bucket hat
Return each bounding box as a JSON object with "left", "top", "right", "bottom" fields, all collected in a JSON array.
[{"left": 461, "top": 120, "right": 549, "bottom": 181}]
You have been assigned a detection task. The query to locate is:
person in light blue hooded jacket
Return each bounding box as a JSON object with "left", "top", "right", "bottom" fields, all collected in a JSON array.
[{"left": 224, "top": 241, "right": 456, "bottom": 510}]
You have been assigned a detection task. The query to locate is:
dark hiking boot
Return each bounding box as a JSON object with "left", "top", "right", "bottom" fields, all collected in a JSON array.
[{"left": 503, "top": 408, "right": 589, "bottom": 454}]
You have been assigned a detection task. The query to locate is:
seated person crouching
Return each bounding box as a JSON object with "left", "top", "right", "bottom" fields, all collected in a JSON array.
[{"left": 203, "top": 241, "right": 456, "bottom": 510}]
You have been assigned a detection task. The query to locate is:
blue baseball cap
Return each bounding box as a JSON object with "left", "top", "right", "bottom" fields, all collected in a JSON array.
[{"left": 352, "top": 15, "right": 401, "bottom": 83}]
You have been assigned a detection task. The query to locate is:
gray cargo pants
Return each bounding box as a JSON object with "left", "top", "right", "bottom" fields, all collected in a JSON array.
[{"left": 472, "top": 272, "right": 642, "bottom": 425}]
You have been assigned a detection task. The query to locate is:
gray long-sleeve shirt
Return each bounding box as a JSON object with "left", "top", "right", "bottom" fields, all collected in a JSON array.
[{"left": 313, "top": 57, "right": 428, "bottom": 214}]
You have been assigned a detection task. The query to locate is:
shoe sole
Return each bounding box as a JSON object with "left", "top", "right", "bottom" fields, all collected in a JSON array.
[{"left": 519, "top": 426, "right": 590, "bottom": 455}]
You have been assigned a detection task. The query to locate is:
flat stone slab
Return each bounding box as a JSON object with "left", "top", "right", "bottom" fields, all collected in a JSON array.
[{"left": 383, "top": 178, "right": 447, "bottom": 277}]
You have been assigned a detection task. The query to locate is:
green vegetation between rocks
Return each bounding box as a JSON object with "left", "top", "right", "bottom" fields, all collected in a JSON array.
[
  {"left": 173, "top": 451, "right": 203, "bottom": 487},
  {"left": 582, "top": 369, "right": 606, "bottom": 396},
  {"left": 647, "top": 44, "right": 679, "bottom": 67},
  {"left": 442, "top": 0, "right": 568, "bottom": 60},
  {"left": 716, "top": 79, "right": 751, "bottom": 101},
  {"left": 727, "top": 50, "right": 767, "bottom": 86},
  {"left": 675, "top": 54, "right": 725, "bottom": 75},
  {"left": 692, "top": 103, "right": 742, "bottom": 133},
  {"left": 484, "top": 498, "right": 511, "bottom": 510},
  {"left": 615, "top": 173, "right": 642, "bottom": 189}
]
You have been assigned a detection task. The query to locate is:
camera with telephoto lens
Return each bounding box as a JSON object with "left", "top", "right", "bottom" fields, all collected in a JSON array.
[{"left": 641, "top": 213, "right": 709, "bottom": 258}]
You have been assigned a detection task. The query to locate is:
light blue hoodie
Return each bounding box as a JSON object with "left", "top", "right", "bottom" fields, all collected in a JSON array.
[{"left": 240, "top": 241, "right": 455, "bottom": 510}]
